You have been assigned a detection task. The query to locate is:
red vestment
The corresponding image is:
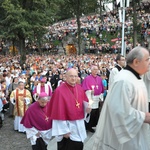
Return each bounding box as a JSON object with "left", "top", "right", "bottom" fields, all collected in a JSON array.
[{"left": 47, "top": 82, "right": 88, "bottom": 121}]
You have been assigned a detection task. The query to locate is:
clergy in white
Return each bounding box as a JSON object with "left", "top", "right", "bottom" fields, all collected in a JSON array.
[
  {"left": 21, "top": 92, "right": 52, "bottom": 150},
  {"left": 10, "top": 81, "right": 32, "bottom": 132},
  {"left": 92, "top": 46, "right": 150, "bottom": 150},
  {"left": 143, "top": 70, "right": 150, "bottom": 112},
  {"left": 108, "top": 54, "right": 126, "bottom": 89}
]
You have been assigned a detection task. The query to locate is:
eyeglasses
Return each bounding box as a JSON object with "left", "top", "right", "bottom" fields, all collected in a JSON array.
[{"left": 68, "top": 75, "right": 78, "bottom": 78}]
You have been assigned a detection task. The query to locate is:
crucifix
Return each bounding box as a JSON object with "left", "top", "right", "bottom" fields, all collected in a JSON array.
[
  {"left": 76, "top": 101, "right": 80, "bottom": 108},
  {"left": 45, "top": 116, "right": 49, "bottom": 121}
]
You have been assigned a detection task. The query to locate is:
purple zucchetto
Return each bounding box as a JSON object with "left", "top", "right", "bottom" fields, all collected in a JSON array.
[{"left": 38, "top": 92, "right": 50, "bottom": 101}]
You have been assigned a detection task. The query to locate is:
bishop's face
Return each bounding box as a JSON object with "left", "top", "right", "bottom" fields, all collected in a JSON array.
[
  {"left": 66, "top": 70, "right": 78, "bottom": 86},
  {"left": 38, "top": 99, "right": 48, "bottom": 107},
  {"left": 41, "top": 82, "right": 45, "bottom": 86},
  {"left": 91, "top": 66, "right": 98, "bottom": 77}
]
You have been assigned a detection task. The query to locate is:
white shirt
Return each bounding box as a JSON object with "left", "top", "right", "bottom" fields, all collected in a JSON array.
[
  {"left": 25, "top": 127, "right": 52, "bottom": 145},
  {"left": 52, "top": 119, "right": 87, "bottom": 142}
]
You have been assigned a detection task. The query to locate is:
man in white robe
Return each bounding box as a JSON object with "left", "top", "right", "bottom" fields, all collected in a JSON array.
[
  {"left": 108, "top": 54, "right": 126, "bottom": 89},
  {"left": 10, "top": 81, "right": 32, "bottom": 132},
  {"left": 92, "top": 46, "right": 150, "bottom": 150},
  {"left": 143, "top": 71, "right": 150, "bottom": 112}
]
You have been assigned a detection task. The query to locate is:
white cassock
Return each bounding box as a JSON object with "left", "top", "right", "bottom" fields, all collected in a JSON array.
[
  {"left": 108, "top": 67, "right": 120, "bottom": 90},
  {"left": 10, "top": 91, "right": 31, "bottom": 132},
  {"left": 52, "top": 119, "right": 87, "bottom": 142},
  {"left": 143, "top": 71, "right": 150, "bottom": 103},
  {"left": 25, "top": 127, "right": 52, "bottom": 145},
  {"left": 92, "top": 70, "right": 150, "bottom": 150}
]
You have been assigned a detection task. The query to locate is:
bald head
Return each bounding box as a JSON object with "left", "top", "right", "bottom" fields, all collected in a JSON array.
[
  {"left": 66, "top": 68, "right": 78, "bottom": 86},
  {"left": 126, "top": 46, "right": 149, "bottom": 65},
  {"left": 66, "top": 68, "right": 78, "bottom": 76},
  {"left": 126, "top": 46, "right": 150, "bottom": 75}
]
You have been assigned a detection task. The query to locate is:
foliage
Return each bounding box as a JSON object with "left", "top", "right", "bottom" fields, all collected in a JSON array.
[{"left": 0, "top": 0, "right": 62, "bottom": 63}]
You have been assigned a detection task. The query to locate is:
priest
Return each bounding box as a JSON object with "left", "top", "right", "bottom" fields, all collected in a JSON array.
[
  {"left": 92, "top": 46, "right": 150, "bottom": 150},
  {"left": 47, "top": 68, "right": 91, "bottom": 150},
  {"left": 82, "top": 65, "right": 104, "bottom": 132},
  {"left": 21, "top": 92, "right": 52, "bottom": 150},
  {"left": 108, "top": 54, "right": 126, "bottom": 89},
  {"left": 10, "top": 81, "right": 32, "bottom": 132},
  {"left": 143, "top": 70, "right": 150, "bottom": 112},
  {"left": 32, "top": 77, "right": 52, "bottom": 101}
]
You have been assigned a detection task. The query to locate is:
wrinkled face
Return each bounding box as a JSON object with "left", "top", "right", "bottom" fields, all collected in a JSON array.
[
  {"left": 91, "top": 66, "right": 98, "bottom": 76},
  {"left": 136, "top": 50, "right": 150, "bottom": 75},
  {"left": 66, "top": 69, "right": 78, "bottom": 86},
  {"left": 38, "top": 99, "right": 48, "bottom": 107}
]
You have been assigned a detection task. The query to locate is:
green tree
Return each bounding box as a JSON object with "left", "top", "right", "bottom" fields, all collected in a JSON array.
[
  {"left": 59, "top": 0, "right": 97, "bottom": 55},
  {"left": 0, "top": 0, "right": 61, "bottom": 65}
]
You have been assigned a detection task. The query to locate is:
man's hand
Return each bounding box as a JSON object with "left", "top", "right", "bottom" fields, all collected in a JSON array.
[
  {"left": 144, "top": 112, "right": 150, "bottom": 124},
  {"left": 36, "top": 132, "right": 40, "bottom": 137},
  {"left": 63, "top": 133, "right": 70, "bottom": 138},
  {"left": 86, "top": 107, "right": 91, "bottom": 114}
]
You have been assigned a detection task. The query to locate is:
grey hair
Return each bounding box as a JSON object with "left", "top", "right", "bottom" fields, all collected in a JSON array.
[
  {"left": 91, "top": 65, "right": 98, "bottom": 70},
  {"left": 126, "top": 46, "right": 148, "bottom": 64}
]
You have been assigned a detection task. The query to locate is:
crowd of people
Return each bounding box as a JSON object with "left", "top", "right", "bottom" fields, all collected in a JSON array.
[
  {"left": 46, "top": 2, "right": 150, "bottom": 54},
  {"left": 0, "top": 2, "right": 149, "bottom": 55},
  {"left": 0, "top": 45, "right": 150, "bottom": 150},
  {"left": 0, "top": 52, "right": 113, "bottom": 149},
  {"left": 0, "top": 1, "right": 150, "bottom": 150}
]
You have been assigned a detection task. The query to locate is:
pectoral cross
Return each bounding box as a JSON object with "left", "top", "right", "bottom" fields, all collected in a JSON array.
[
  {"left": 45, "top": 116, "right": 49, "bottom": 121},
  {"left": 76, "top": 101, "right": 80, "bottom": 108}
]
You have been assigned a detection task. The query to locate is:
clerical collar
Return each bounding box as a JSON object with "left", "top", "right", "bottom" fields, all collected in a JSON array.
[
  {"left": 65, "top": 82, "right": 76, "bottom": 88},
  {"left": 115, "top": 64, "right": 122, "bottom": 71},
  {"left": 91, "top": 74, "right": 97, "bottom": 78},
  {"left": 124, "top": 65, "right": 141, "bottom": 79}
]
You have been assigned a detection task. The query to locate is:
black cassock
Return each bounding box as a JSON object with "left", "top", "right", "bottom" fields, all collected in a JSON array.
[
  {"left": 58, "top": 138, "right": 83, "bottom": 150},
  {"left": 32, "top": 138, "right": 47, "bottom": 150}
]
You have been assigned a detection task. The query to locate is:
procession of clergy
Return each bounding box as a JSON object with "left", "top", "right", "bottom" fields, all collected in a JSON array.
[{"left": 1, "top": 46, "right": 150, "bottom": 150}]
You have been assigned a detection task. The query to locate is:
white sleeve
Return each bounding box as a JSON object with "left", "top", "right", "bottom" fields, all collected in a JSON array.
[
  {"left": 85, "top": 90, "right": 93, "bottom": 106},
  {"left": 25, "top": 127, "right": 39, "bottom": 139},
  {"left": 108, "top": 68, "right": 119, "bottom": 89},
  {"left": 10, "top": 98, "right": 15, "bottom": 105},
  {"left": 52, "top": 120, "right": 70, "bottom": 136},
  {"left": 24, "top": 98, "right": 30, "bottom": 105},
  {"left": 25, "top": 127, "right": 39, "bottom": 145},
  {"left": 47, "top": 81, "right": 53, "bottom": 92}
]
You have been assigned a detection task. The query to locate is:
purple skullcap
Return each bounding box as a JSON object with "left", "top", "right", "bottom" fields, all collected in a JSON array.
[
  {"left": 40, "top": 78, "right": 47, "bottom": 83},
  {"left": 38, "top": 92, "right": 50, "bottom": 100}
]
